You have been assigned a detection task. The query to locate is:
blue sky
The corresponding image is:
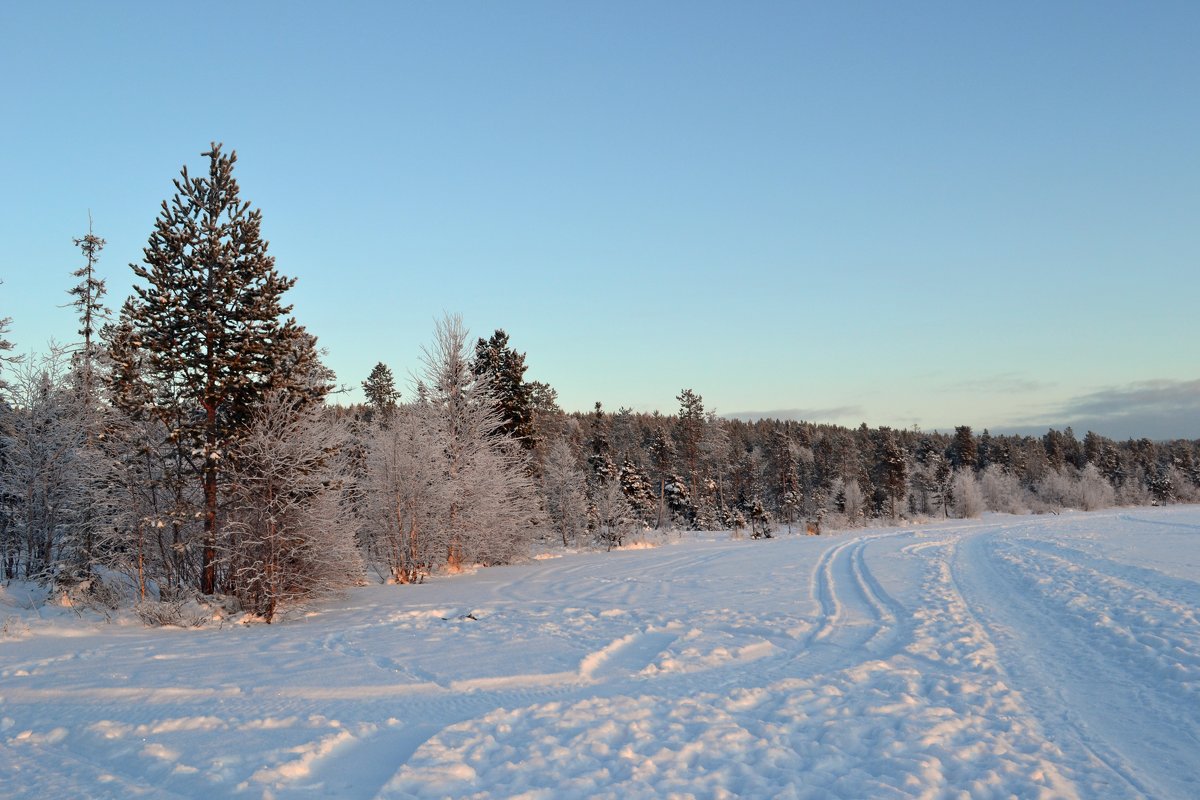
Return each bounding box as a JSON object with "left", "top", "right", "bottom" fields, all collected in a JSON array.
[{"left": 1, "top": 1, "right": 1197, "bottom": 439}]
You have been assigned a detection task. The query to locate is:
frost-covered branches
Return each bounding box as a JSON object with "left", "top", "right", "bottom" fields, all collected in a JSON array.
[
  {"left": 225, "top": 393, "right": 362, "bottom": 621},
  {"left": 0, "top": 350, "right": 88, "bottom": 579},
  {"left": 359, "top": 315, "right": 539, "bottom": 582}
]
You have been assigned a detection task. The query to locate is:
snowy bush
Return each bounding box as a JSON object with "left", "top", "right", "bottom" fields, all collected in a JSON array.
[
  {"left": 1, "top": 615, "right": 31, "bottom": 639},
  {"left": 952, "top": 470, "right": 984, "bottom": 519},
  {"left": 1077, "top": 464, "right": 1116, "bottom": 511},
  {"left": 134, "top": 598, "right": 209, "bottom": 628},
  {"left": 980, "top": 466, "right": 1027, "bottom": 514},
  {"left": 225, "top": 393, "right": 363, "bottom": 622},
  {"left": 540, "top": 439, "right": 588, "bottom": 547}
]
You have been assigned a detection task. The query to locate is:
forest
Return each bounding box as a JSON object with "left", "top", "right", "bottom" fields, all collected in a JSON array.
[{"left": 3, "top": 144, "right": 1198, "bottom": 623}]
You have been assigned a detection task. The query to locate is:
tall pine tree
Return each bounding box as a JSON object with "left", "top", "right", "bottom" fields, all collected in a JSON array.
[
  {"left": 116, "top": 143, "right": 327, "bottom": 595},
  {"left": 69, "top": 215, "right": 110, "bottom": 386}
]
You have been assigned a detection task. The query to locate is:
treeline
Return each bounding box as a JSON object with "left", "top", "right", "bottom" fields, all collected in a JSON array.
[
  {"left": 517, "top": 397, "right": 1199, "bottom": 542},
  {"left": 3, "top": 143, "right": 1197, "bottom": 624}
]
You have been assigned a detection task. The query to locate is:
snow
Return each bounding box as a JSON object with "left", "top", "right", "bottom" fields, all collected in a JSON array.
[{"left": 3, "top": 508, "right": 1200, "bottom": 798}]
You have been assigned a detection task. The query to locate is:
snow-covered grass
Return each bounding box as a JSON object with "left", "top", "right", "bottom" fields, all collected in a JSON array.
[{"left": 3, "top": 508, "right": 1200, "bottom": 798}]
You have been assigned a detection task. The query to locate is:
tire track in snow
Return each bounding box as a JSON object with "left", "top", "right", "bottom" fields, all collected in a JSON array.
[
  {"left": 951, "top": 524, "right": 1173, "bottom": 799},
  {"left": 780, "top": 534, "right": 907, "bottom": 678}
]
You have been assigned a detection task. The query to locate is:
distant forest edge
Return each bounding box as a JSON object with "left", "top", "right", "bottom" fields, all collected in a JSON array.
[{"left": 3, "top": 144, "right": 1196, "bottom": 623}]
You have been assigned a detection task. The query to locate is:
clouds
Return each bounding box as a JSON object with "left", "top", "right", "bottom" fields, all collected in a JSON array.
[
  {"left": 942, "top": 374, "right": 1055, "bottom": 395},
  {"left": 1004, "top": 379, "right": 1200, "bottom": 441},
  {"left": 724, "top": 378, "right": 1200, "bottom": 442}
]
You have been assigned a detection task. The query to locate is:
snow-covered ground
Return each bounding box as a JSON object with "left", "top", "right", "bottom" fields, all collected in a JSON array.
[{"left": 3, "top": 508, "right": 1199, "bottom": 799}]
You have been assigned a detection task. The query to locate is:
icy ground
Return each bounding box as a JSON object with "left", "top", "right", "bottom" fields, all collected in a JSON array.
[{"left": 3, "top": 509, "right": 1200, "bottom": 799}]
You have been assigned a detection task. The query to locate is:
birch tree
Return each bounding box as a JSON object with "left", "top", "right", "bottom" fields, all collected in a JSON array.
[{"left": 225, "top": 393, "right": 362, "bottom": 621}]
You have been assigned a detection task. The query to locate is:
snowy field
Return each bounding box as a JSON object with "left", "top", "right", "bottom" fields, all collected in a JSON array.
[{"left": 3, "top": 508, "right": 1199, "bottom": 799}]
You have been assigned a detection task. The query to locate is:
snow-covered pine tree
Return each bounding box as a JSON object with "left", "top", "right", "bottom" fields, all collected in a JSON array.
[
  {"left": 69, "top": 217, "right": 110, "bottom": 395},
  {"left": 117, "top": 143, "right": 328, "bottom": 595},
  {"left": 361, "top": 362, "right": 399, "bottom": 419},
  {"left": 947, "top": 425, "right": 977, "bottom": 471},
  {"left": 0, "top": 282, "right": 21, "bottom": 394},
  {"left": 647, "top": 428, "right": 674, "bottom": 529},
  {"left": 64, "top": 221, "right": 115, "bottom": 578},
  {"left": 768, "top": 429, "right": 801, "bottom": 533},
  {"left": 473, "top": 329, "right": 535, "bottom": 448},
  {"left": 928, "top": 453, "right": 953, "bottom": 518},
  {"left": 662, "top": 472, "right": 696, "bottom": 527},
  {"left": 675, "top": 389, "right": 705, "bottom": 496},
  {"left": 874, "top": 429, "right": 908, "bottom": 519},
  {"left": 618, "top": 459, "right": 656, "bottom": 524}
]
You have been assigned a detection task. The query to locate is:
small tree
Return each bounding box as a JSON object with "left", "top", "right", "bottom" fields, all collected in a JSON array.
[
  {"left": 592, "top": 478, "right": 634, "bottom": 550},
  {"left": 360, "top": 401, "right": 446, "bottom": 583},
  {"left": 361, "top": 362, "right": 399, "bottom": 418},
  {"left": 980, "top": 465, "right": 1026, "bottom": 514},
  {"left": 69, "top": 216, "right": 110, "bottom": 394},
  {"left": 0, "top": 349, "right": 86, "bottom": 579},
  {"left": 540, "top": 439, "right": 588, "bottom": 547},
  {"left": 951, "top": 469, "right": 984, "bottom": 518},
  {"left": 225, "top": 393, "right": 362, "bottom": 621},
  {"left": 618, "top": 459, "right": 657, "bottom": 524},
  {"left": 1078, "top": 463, "right": 1115, "bottom": 511},
  {"left": 675, "top": 389, "right": 705, "bottom": 495},
  {"left": 424, "top": 315, "right": 538, "bottom": 569}
]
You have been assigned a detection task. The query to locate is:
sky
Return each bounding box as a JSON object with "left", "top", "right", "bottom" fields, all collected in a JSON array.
[{"left": 1, "top": 1, "right": 1197, "bottom": 439}]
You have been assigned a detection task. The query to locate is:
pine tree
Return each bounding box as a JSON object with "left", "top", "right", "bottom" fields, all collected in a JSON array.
[
  {"left": 117, "top": 143, "right": 328, "bottom": 595},
  {"left": 675, "top": 389, "right": 705, "bottom": 496},
  {"left": 472, "top": 328, "right": 535, "bottom": 448},
  {"left": 473, "top": 329, "right": 536, "bottom": 448},
  {"left": 870, "top": 428, "right": 908, "bottom": 519},
  {"left": 69, "top": 216, "right": 110, "bottom": 386},
  {"left": 0, "top": 281, "right": 22, "bottom": 395},
  {"left": 66, "top": 219, "right": 113, "bottom": 577},
  {"left": 948, "top": 425, "right": 977, "bottom": 471},
  {"left": 618, "top": 459, "right": 656, "bottom": 524},
  {"left": 361, "top": 362, "right": 399, "bottom": 418},
  {"left": 648, "top": 428, "right": 674, "bottom": 528},
  {"left": 768, "top": 430, "right": 801, "bottom": 532}
]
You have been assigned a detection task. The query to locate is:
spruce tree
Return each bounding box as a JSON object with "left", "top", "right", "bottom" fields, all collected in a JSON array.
[
  {"left": 472, "top": 329, "right": 535, "bottom": 447},
  {"left": 675, "top": 389, "right": 705, "bottom": 496},
  {"left": 362, "top": 361, "right": 399, "bottom": 417},
  {"left": 117, "top": 143, "right": 327, "bottom": 595},
  {"left": 0, "top": 281, "right": 21, "bottom": 394},
  {"left": 948, "top": 425, "right": 977, "bottom": 471},
  {"left": 66, "top": 220, "right": 113, "bottom": 578},
  {"left": 69, "top": 216, "right": 110, "bottom": 382}
]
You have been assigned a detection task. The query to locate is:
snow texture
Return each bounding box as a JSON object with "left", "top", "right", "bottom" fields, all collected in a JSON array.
[{"left": 3, "top": 508, "right": 1200, "bottom": 798}]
